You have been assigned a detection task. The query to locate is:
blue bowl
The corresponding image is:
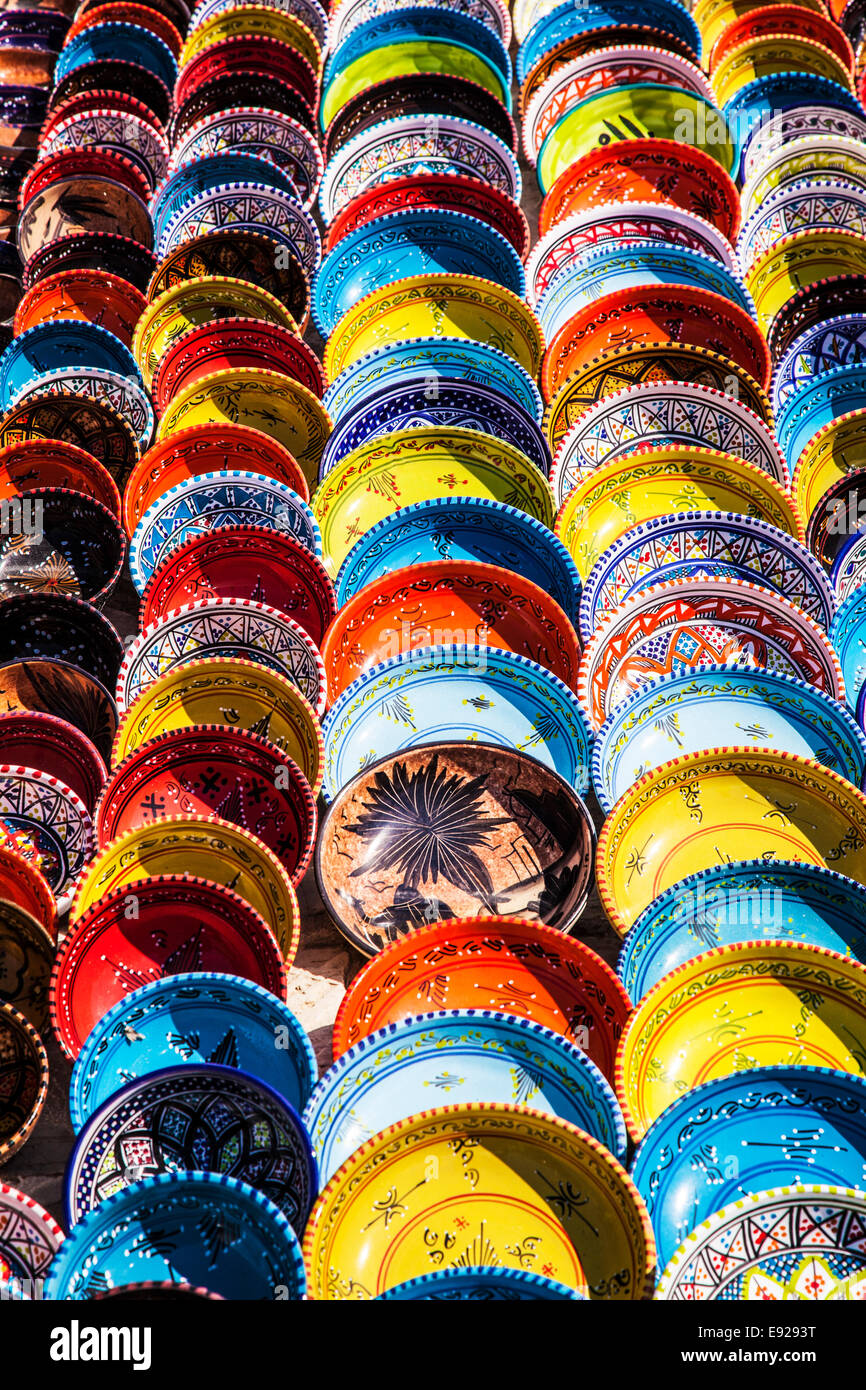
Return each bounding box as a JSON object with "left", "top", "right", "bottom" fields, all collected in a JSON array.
[
  {"left": 151, "top": 153, "right": 302, "bottom": 237},
  {"left": 830, "top": 576, "right": 866, "bottom": 711},
  {"left": 157, "top": 183, "right": 321, "bottom": 272},
  {"left": 65, "top": 1062, "right": 317, "bottom": 1232},
  {"left": 631, "top": 1066, "right": 866, "bottom": 1272},
  {"left": 618, "top": 860, "right": 866, "bottom": 1004},
  {"left": 323, "top": 337, "right": 542, "bottom": 425},
  {"left": 318, "top": 377, "right": 550, "bottom": 479},
  {"left": 772, "top": 313, "right": 866, "bottom": 416},
  {"left": 323, "top": 7, "right": 512, "bottom": 94},
  {"left": 128, "top": 470, "right": 321, "bottom": 596},
  {"left": 518, "top": 0, "right": 700, "bottom": 81},
  {"left": 69, "top": 972, "right": 318, "bottom": 1134},
  {"left": 321, "top": 644, "right": 594, "bottom": 799},
  {"left": 579, "top": 512, "right": 835, "bottom": 641},
  {"left": 776, "top": 363, "right": 866, "bottom": 469},
  {"left": 54, "top": 24, "right": 178, "bottom": 88},
  {"left": 334, "top": 495, "right": 579, "bottom": 615},
  {"left": 312, "top": 209, "right": 525, "bottom": 336},
  {"left": 303, "top": 1009, "right": 626, "bottom": 1183},
  {"left": 725, "top": 73, "right": 865, "bottom": 173},
  {"left": 0, "top": 86, "right": 46, "bottom": 129},
  {"left": 0, "top": 321, "right": 140, "bottom": 411},
  {"left": 594, "top": 666, "right": 866, "bottom": 816},
  {"left": 45, "top": 1172, "right": 306, "bottom": 1300},
  {"left": 377, "top": 1267, "right": 586, "bottom": 1300},
  {"left": 0, "top": 11, "right": 69, "bottom": 50}
]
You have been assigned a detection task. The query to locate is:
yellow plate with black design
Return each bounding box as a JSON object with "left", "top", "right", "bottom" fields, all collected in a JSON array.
[
  {"left": 794, "top": 408, "right": 866, "bottom": 526},
  {"left": 712, "top": 36, "right": 853, "bottom": 109},
  {"left": 746, "top": 229, "right": 866, "bottom": 334},
  {"left": 180, "top": 5, "right": 321, "bottom": 71}
]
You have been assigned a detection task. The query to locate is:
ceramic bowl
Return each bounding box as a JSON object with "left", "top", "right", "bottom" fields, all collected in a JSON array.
[
  {"left": 0, "top": 593, "right": 123, "bottom": 690},
  {"left": 770, "top": 269, "right": 866, "bottom": 364},
  {"left": 325, "top": 3, "right": 510, "bottom": 91},
  {"left": 806, "top": 467, "right": 866, "bottom": 577},
  {"left": 578, "top": 577, "right": 844, "bottom": 731},
  {"left": 594, "top": 667, "right": 866, "bottom": 816},
  {"left": 0, "top": 659, "right": 118, "bottom": 766},
  {"left": 40, "top": 108, "right": 169, "bottom": 191},
  {"left": 49, "top": 59, "right": 172, "bottom": 130},
  {"left": 303, "top": 1103, "right": 654, "bottom": 1301},
  {"left": 152, "top": 319, "right": 325, "bottom": 414},
  {"left": 65, "top": 1063, "right": 315, "bottom": 1231},
  {"left": 0, "top": 488, "right": 126, "bottom": 609},
  {"left": 377, "top": 1268, "right": 583, "bottom": 1299},
  {"left": 0, "top": 897, "right": 54, "bottom": 1030},
  {"left": 22, "top": 231, "right": 149, "bottom": 297},
  {"left": 0, "top": 1182, "right": 62, "bottom": 1296},
  {"left": 0, "top": 1003, "right": 48, "bottom": 1165},
  {"left": 773, "top": 313, "right": 866, "bottom": 417},
  {"left": 333, "top": 914, "right": 630, "bottom": 1078},
  {"left": 0, "top": 439, "right": 121, "bottom": 522},
  {"left": 148, "top": 229, "right": 310, "bottom": 327},
  {"left": 833, "top": 533, "right": 866, "bottom": 609},
  {"left": 598, "top": 749, "right": 866, "bottom": 937},
  {"left": 0, "top": 710, "right": 105, "bottom": 817},
  {"left": 328, "top": 0, "right": 510, "bottom": 49},
  {"left": 172, "top": 45, "right": 316, "bottom": 130},
  {"left": 321, "top": 71, "right": 517, "bottom": 161},
  {"left": 45, "top": 1172, "right": 306, "bottom": 1300},
  {"left": 0, "top": 321, "right": 140, "bottom": 412},
  {"left": 50, "top": 876, "right": 287, "bottom": 1060},
  {"left": 793, "top": 407, "right": 866, "bottom": 530},
  {"left": 180, "top": 5, "right": 321, "bottom": 72},
  {"left": 322, "top": 645, "right": 593, "bottom": 799},
  {"left": 727, "top": 75, "right": 863, "bottom": 185},
  {"left": 191, "top": 0, "right": 327, "bottom": 49},
  {"left": 0, "top": 395, "right": 138, "bottom": 493},
  {"left": 0, "top": 763, "right": 94, "bottom": 906},
  {"left": 0, "top": 838, "right": 55, "bottom": 938},
  {"left": 149, "top": 151, "right": 302, "bottom": 239},
  {"left": 739, "top": 180, "right": 866, "bottom": 280},
  {"left": 156, "top": 183, "right": 320, "bottom": 274},
  {"left": 320, "top": 559, "right": 581, "bottom": 703},
  {"left": 13, "top": 269, "right": 146, "bottom": 348},
  {"left": 634, "top": 1069, "right": 866, "bottom": 1273},
  {"left": 518, "top": 0, "right": 700, "bottom": 84},
  {"left": 334, "top": 495, "right": 578, "bottom": 616},
  {"left": 748, "top": 231, "right": 866, "bottom": 337},
  {"left": 316, "top": 744, "right": 595, "bottom": 956},
  {"left": 54, "top": 23, "right": 178, "bottom": 88},
  {"left": 742, "top": 105, "right": 866, "bottom": 186},
  {"left": 9, "top": 369, "right": 153, "bottom": 453}
]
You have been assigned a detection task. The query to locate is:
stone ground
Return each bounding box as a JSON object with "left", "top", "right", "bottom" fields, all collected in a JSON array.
[{"left": 7, "top": 72, "right": 627, "bottom": 1228}]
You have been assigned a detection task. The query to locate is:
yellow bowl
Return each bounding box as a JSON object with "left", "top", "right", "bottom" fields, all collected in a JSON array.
[
  {"left": 156, "top": 367, "right": 331, "bottom": 491},
  {"left": 616, "top": 941, "right": 866, "bottom": 1141},
  {"left": 302, "top": 1103, "right": 656, "bottom": 1300},
  {"left": 312, "top": 426, "right": 556, "bottom": 576},
  {"left": 712, "top": 36, "right": 853, "bottom": 107},
  {"left": 321, "top": 42, "right": 509, "bottom": 130},
  {"left": 793, "top": 408, "right": 866, "bottom": 525},
  {"left": 556, "top": 446, "right": 803, "bottom": 580},
  {"left": 111, "top": 656, "right": 323, "bottom": 793},
  {"left": 597, "top": 748, "right": 866, "bottom": 937},
  {"left": 133, "top": 277, "right": 298, "bottom": 387},
  {"left": 743, "top": 139, "right": 866, "bottom": 221},
  {"left": 323, "top": 274, "right": 544, "bottom": 382},
  {"left": 694, "top": 0, "right": 830, "bottom": 56},
  {"left": 69, "top": 814, "right": 301, "bottom": 962},
  {"left": 180, "top": 6, "right": 322, "bottom": 70},
  {"left": 543, "top": 344, "right": 773, "bottom": 451},
  {"left": 746, "top": 229, "right": 866, "bottom": 334}
]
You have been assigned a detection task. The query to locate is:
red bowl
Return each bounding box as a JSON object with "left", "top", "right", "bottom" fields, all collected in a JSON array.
[
  {"left": 140, "top": 524, "right": 336, "bottom": 643},
  {"left": 48, "top": 60, "right": 172, "bottom": 129},
  {"left": 66, "top": 4, "right": 184, "bottom": 59},
  {"left": 174, "top": 37, "right": 319, "bottom": 112},
  {"left": 539, "top": 138, "right": 741, "bottom": 243},
  {"left": 333, "top": 914, "right": 631, "bottom": 1079},
  {"left": 50, "top": 873, "right": 288, "bottom": 1059},
  {"left": 19, "top": 147, "right": 152, "bottom": 211},
  {"left": 122, "top": 424, "right": 308, "bottom": 538},
  {"left": 0, "top": 395, "right": 139, "bottom": 490},
  {"left": 0, "top": 710, "right": 105, "bottom": 812},
  {"left": 94, "top": 724, "right": 317, "bottom": 885},
  {"left": 0, "top": 440, "right": 121, "bottom": 517},
  {"left": 0, "top": 840, "right": 56, "bottom": 940},
  {"left": 709, "top": 5, "right": 854, "bottom": 72},
  {"left": 542, "top": 285, "right": 772, "bottom": 401},
  {"left": 324, "top": 174, "right": 530, "bottom": 260},
  {"left": 320, "top": 558, "right": 582, "bottom": 704},
  {"left": 152, "top": 318, "right": 325, "bottom": 415},
  {"left": 13, "top": 269, "right": 147, "bottom": 347}
]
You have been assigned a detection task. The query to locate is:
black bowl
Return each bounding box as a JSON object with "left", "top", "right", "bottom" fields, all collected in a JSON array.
[{"left": 0, "top": 593, "right": 123, "bottom": 688}]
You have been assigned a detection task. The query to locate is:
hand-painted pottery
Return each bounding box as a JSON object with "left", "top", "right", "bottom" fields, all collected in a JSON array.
[
  {"left": 305, "top": 1010, "right": 625, "bottom": 1184},
  {"left": 318, "top": 377, "right": 550, "bottom": 479},
  {"left": 39, "top": 109, "right": 169, "bottom": 191},
  {"left": 711, "top": 5, "right": 854, "bottom": 72},
  {"left": 147, "top": 229, "right": 309, "bottom": 328},
  {"left": 70, "top": 815, "right": 300, "bottom": 962},
  {"left": 123, "top": 426, "right": 310, "bottom": 538},
  {"left": 793, "top": 408, "right": 866, "bottom": 530},
  {"left": 39, "top": 87, "right": 167, "bottom": 146},
  {"left": 550, "top": 383, "right": 788, "bottom": 503},
  {"left": 655, "top": 1184, "right": 866, "bottom": 1300},
  {"left": 313, "top": 429, "right": 556, "bottom": 577},
  {"left": 715, "top": 35, "right": 855, "bottom": 111},
  {"left": 742, "top": 105, "right": 866, "bottom": 186},
  {"left": 0, "top": 396, "right": 138, "bottom": 492},
  {"left": 150, "top": 152, "right": 303, "bottom": 242},
  {"left": 328, "top": 0, "right": 510, "bottom": 49},
  {"left": 726, "top": 72, "right": 864, "bottom": 179},
  {"left": 634, "top": 1069, "right": 866, "bottom": 1273},
  {"left": 0, "top": 711, "right": 105, "bottom": 816},
  {"left": 0, "top": 840, "right": 55, "bottom": 938},
  {"left": 596, "top": 667, "right": 866, "bottom": 816},
  {"left": 323, "top": 337, "right": 542, "bottom": 426},
  {"left": 180, "top": 9, "right": 321, "bottom": 75},
  {"left": 542, "top": 286, "right": 771, "bottom": 403},
  {"left": 619, "top": 860, "right": 866, "bottom": 1005},
  {"left": 155, "top": 370, "right": 330, "bottom": 493},
  {"left": 748, "top": 232, "right": 866, "bottom": 336},
  {"left": 303, "top": 1103, "right": 654, "bottom": 1301},
  {"left": 18, "top": 148, "right": 151, "bottom": 214},
  {"left": 66, "top": 6, "right": 182, "bottom": 58},
  {"left": 191, "top": 0, "right": 328, "bottom": 50},
  {"left": 772, "top": 313, "right": 866, "bottom": 421},
  {"left": 13, "top": 270, "right": 146, "bottom": 349},
  {"left": 45, "top": 1172, "right": 305, "bottom": 1301},
  {"left": 321, "top": 559, "right": 581, "bottom": 704},
  {"left": 66, "top": 1063, "right": 315, "bottom": 1230},
  {"left": 91, "top": 1282, "right": 223, "bottom": 1300},
  {"left": 334, "top": 913, "right": 629, "bottom": 1074},
  {"left": 834, "top": 540, "right": 866, "bottom": 611},
  {"left": 0, "top": 1004, "right": 47, "bottom": 1165},
  {"left": 580, "top": 513, "right": 834, "bottom": 640},
  {"left": 50, "top": 877, "right": 287, "bottom": 1061},
  {"left": 0, "top": 488, "right": 125, "bottom": 608},
  {"left": 0, "top": 321, "right": 139, "bottom": 413},
  {"left": 518, "top": 1, "right": 700, "bottom": 83},
  {"left": 378, "top": 1268, "right": 583, "bottom": 1299},
  {"left": 111, "top": 656, "right": 323, "bottom": 794},
  {"left": 318, "top": 117, "right": 520, "bottom": 225},
  {"left": 0, "top": 594, "right": 123, "bottom": 691},
  {"left": 831, "top": 586, "right": 866, "bottom": 714},
  {"left": 324, "top": 173, "right": 529, "bottom": 261},
  {"left": 0, "top": 660, "right": 117, "bottom": 766},
  {"left": 139, "top": 531, "right": 335, "bottom": 651},
  {"left": 739, "top": 181, "right": 866, "bottom": 281},
  {"left": 129, "top": 471, "right": 320, "bottom": 597},
  {"left": 69, "top": 972, "right": 316, "bottom": 1132},
  {"left": 22, "top": 233, "right": 157, "bottom": 300},
  {"left": 152, "top": 320, "right": 325, "bottom": 414},
  {"left": 598, "top": 750, "right": 866, "bottom": 938},
  {"left": 169, "top": 108, "right": 322, "bottom": 210},
  {"left": 48, "top": 59, "right": 172, "bottom": 131},
  {"left": 0, "top": 897, "right": 54, "bottom": 1030},
  {"left": 96, "top": 726, "right": 317, "bottom": 884},
  {"left": 0, "top": 1182, "right": 62, "bottom": 1296},
  {"left": 8, "top": 369, "right": 151, "bottom": 454},
  {"left": 324, "top": 275, "right": 543, "bottom": 383},
  {"left": 0, "top": 440, "right": 120, "bottom": 520},
  {"left": 172, "top": 36, "right": 319, "bottom": 117},
  {"left": 617, "top": 941, "right": 866, "bottom": 1142},
  {"left": 322, "top": 646, "right": 593, "bottom": 799},
  {"left": 321, "top": 72, "right": 517, "bottom": 162},
  {"left": 155, "top": 183, "right": 321, "bottom": 275},
  {"left": 54, "top": 24, "right": 178, "bottom": 89},
  {"left": 316, "top": 745, "right": 595, "bottom": 955},
  {"left": 579, "top": 578, "right": 843, "bottom": 730},
  {"left": 312, "top": 210, "right": 525, "bottom": 338},
  {"left": 334, "top": 495, "right": 579, "bottom": 616},
  {"left": 741, "top": 134, "right": 866, "bottom": 226},
  {"left": 0, "top": 765, "right": 92, "bottom": 905},
  {"left": 807, "top": 467, "right": 866, "bottom": 577}
]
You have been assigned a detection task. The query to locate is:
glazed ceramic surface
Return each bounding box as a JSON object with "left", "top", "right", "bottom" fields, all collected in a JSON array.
[
  {"left": 156, "top": 184, "right": 320, "bottom": 273},
  {"left": 518, "top": 0, "right": 700, "bottom": 83},
  {"left": 772, "top": 313, "right": 866, "bottom": 416},
  {"left": 0, "top": 1182, "right": 63, "bottom": 1296},
  {"left": 0, "top": 659, "right": 118, "bottom": 766},
  {"left": 739, "top": 181, "right": 866, "bottom": 278},
  {"left": 0, "top": 321, "right": 139, "bottom": 412},
  {"left": 0, "top": 1004, "right": 47, "bottom": 1165},
  {"left": 0, "top": 766, "right": 92, "bottom": 904},
  {"left": 0, "top": 898, "right": 54, "bottom": 1032},
  {"left": 377, "top": 1268, "right": 583, "bottom": 1299},
  {"left": 170, "top": 108, "right": 323, "bottom": 208},
  {"left": 831, "top": 587, "right": 866, "bottom": 713},
  {"left": 832, "top": 532, "right": 866, "bottom": 608}
]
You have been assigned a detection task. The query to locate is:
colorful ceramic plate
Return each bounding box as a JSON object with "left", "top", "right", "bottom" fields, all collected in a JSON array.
[
  {"left": 519, "top": 2, "right": 700, "bottom": 82},
  {"left": 0, "top": 439, "right": 120, "bottom": 520},
  {"left": 0, "top": 395, "right": 138, "bottom": 492},
  {"left": 794, "top": 408, "right": 866, "bottom": 531},
  {"left": 152, "top": 319, "right": 325, "bottom": 414},
  {"left": 772, "top": 312, "right": 866, "bottom": 417},
  {"left": 0, "top": 710, "right": 105, "bottom": 816},
  {"left": 0, "top": 487, "right": 125, "bottom": 608},
  {"left": 22, "top": 232, "right": 157, "bottom": 298},
  {"left": 0, "top": 839, "right": 55, "bottom": 938},
  {"left": 0, "top": 897, "right": 54, "bottom": 1031},
  {"left": 739, "top": 180, "right": 866, "bottom": 280},
  {"left": 0, "top": 1004, "right": 47, "bottom": 1165},
  {"left": 748, "top": 231, "right": 866, "bottom": 336},
  {"left": 0, "top": 594, "right": 123, "bottom": 691},
  {"left": 321, "top": 71, "right": 517, "bottom": 160},
  {"left": 377, "top": 1267, "right": 583, "bottom": 1299},
  {"left": 147, "top": 229, "right": 310, "bottom": 327},
  {"left": 170, "top": 108, "right": 323, "bottom": 208},
  {"left": 155, "top": 182, "right": 320, "bottom": 274},
  {"left": 10, "top": 368, "right": 153, "bottom": 454},
  {"left": 0, "top": 1182, "right": 63, "bottom": 1297},
  {"left": 0, "top": 660, "right": 117, "bottom": 766},
  {"left": 0, "top": 320, "right": 139, "bottom": 412},
  {"left": 13, "top": 269, "right": 146, "bottom": 348},
  {"left": 0, "top": 765, "right": 92, "bottom": 906}
]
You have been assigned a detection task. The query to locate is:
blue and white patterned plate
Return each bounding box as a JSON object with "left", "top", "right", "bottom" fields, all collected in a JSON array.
[
  {"left": 11, "top": 368, "right": 154, "bottom": 451},
  {"left": 739, "top": 180, "right": 866, "bottom": 280},
  {"left": 772, "top": 313, "right": 866, "bottom": 416},
  {"left": 151, "top": 153, "right": 303, "bottom": 239},
  {"left": 594, "top": 666, "right": 866, "bottom": 815},
  {"left": 0, "top": 321, "right": 140, "bottom": 411},
  {"left": 726, "top": 73, "right": 865, "bottom": 176},
  {"left": 830, "top": 584, "right": 866, "bottom": 712},
  {"left": 741, "top": 129, "right": 866, "bottom": 222},
  {"left": 45, "top": 1172, "right": 306, "bottom": 1301},
  {"left": 742, "top": 105, "right": 866, "bottom": 186},
  {"left": 378, "top": 1268, "right": 584, "bottom": 1299},
  {"left": 618, "top": 860, "right": 866, "bottom": 1003},
  {"left": 157, "top": 184, "right": 321, "bottom": 273},
  {"left": 518, "top": 0, "right": 700, "bottom": 82},
  {"left": 128, "top": 471, "right": 321, "bottom": 596},
  {"left": 170, "top": 108, "right": 323, "bottom": 208},
  {"left": 321, "top": 644, "right": 593, "bottom": 799},
  {"left": 832, "top": 530, "right": 866, "bottom": 608},
  {"left": 69, "top": 972, "right": 317, "bottom": 1134}
]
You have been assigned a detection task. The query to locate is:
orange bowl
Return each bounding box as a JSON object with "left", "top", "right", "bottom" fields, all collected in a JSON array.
[
  {"left": 0, "top": 439, "right": 121, "bottom": 518},
  {"left": 13, "top": 270, "right": 147, "bottom": 348}
]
